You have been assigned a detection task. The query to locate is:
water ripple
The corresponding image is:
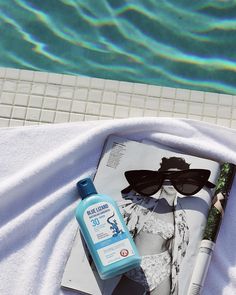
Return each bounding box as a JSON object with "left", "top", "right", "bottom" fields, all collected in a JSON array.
[{"left": 0, "top": 0, "right": 236, "bottom": 94}]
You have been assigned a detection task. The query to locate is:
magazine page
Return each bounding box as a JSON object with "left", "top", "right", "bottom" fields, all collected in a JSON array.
[
  {"left": 93, "top": 135, "right": 221, "bottom": 295},
  {"left": 187, "top": 163, "right": 236, "bottom": 295},
  {"left": 140, "top": 142, "right": 236, "bottom": 294},
  {"left": 61, "top": 228, "right": 102, "bottom": 295},
  {"left": 61, "top": 228, "right": 120, "bottom": 295}
]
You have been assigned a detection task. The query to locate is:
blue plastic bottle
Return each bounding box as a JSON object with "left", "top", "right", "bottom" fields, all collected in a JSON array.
[{"left": 75, "top": 178, "right": 141, "bottom": 280}]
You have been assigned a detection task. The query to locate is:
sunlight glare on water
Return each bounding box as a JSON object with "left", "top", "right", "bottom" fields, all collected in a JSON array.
[{"left": 0, "top": 0, "right": 236, "bottom": 94}]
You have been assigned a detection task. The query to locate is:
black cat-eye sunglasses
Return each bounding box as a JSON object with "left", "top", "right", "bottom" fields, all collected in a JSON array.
[{"left": 121, "top": 169, "right": 215, "bottom": 196}]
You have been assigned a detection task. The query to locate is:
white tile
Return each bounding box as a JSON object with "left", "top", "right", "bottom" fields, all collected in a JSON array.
[
  {"left": 14, "top": 94, "right": 29, "bottom": 106},
  {"left": 3, "top": 81, "right": 17, "bottom": 92},
  {"left": 116, "top": 93, "right": 131, "bottom": 106},
  {"left": 216, "top": 118, "right": 231, "bottom": 128},
  {"left": 143, "top": 109, "right": 158, "bottom": 117},
  {"left": 62, "top": 74, "right": 77, "bottom": 86},
  {"left": 119, "top": 81, "right": 133, "bottom": 93},
  {"left": 26, "top": 108, "right": 41, "bottom": 121},
  {"left": 131, "top": 95, "right": 145, "bottom": 108},
  {"left": 2, "top": 67, "right": 233, "bottom": 127},
  {"left": 84, "top": 114, "right": 99, "bottom": 121},
  {"left": 104, "top": 79, "right": 119, "bottom": 91},
  {"left": 129, "top": 108, "right": 144, "bottom": 117},
  {"left": 9, "top": 119, "right": 24, "bottom": 127},
  {"left": 102, "top": 91, "right": 116, "bottom": 104},
  {"left": 160, "top": 98, "right": 174, "bottom": 111},
  {"left": 0, "top": 118, "right": 9, "bottom": 127},
  {"left": 43, "top": 97, "right": 57, "bottom": 110},
  {"left": 100, "top": 104, "right": 115, "bottom": 117},
  {"left": 57, "top": 99, "right": 72, "bottom": 111},
  {"left": 114, "top": 106, "right": 129, "bottom": 118},
  {"left": 77, "top": 76, "right": 90, "bottom": 87},
  {"left": 176, "top": 88, "right": 190, "bottom": 100},
  {"left": 0, "top": 68, "right": 6, "bottom": 78},
  {"left": 45, "top": 85, "right": 59, "bottom": 97},
  {"left": 48, "top": 73, "right": 62, "bottom": 84},
  {"left": 69, "top": 113, "right": 84, "bottom": 122},
  {"left": 232, "top": 108, "right": 236, "bottom": 119},
  {"left": 75, "top": 88, "right": 88, "bottom": 100},
  {"left": 159, "top": 111, "right": 173, "bottom": 117},
  {"left": 231, "top": 120, "right": 236, "bottom": 129},
  {"left": 145, "top": 97, "right": 159, "bottom": 109},
  {"left": 203, "top": 116, "right": 217, "bottom": 124},
  {"left": 217, "top": 106, "right": 232, "bottom": 119},
  {"left": 39, "top": 122, "right": 51, "bottom": 126},
  {"left": 203, "top": 104, "right": 218, "bottom": 117},
  {"left": 147, "top": 85, "right": 162, "bottom": 97},
  {"left": 173, "top": 113, "right": 187, "bottom": 118},
  {"left": 33, "top": 71, "right": 48, "bottom": 83},
  {"left": 24, "top": 121, "right": 39, "bottom": 126},
  {"left": 205, "top": 92, "right": 219, "bottom": 104},
  {"left": 99, "top": 116, "right": 112, "bottom": 121},
  {"left": 90, "top": 77, "right": 105, "bottom": 89},
  {"left": 233, "top": 96, "right": 236, "bottom": 106},
  {"left": 12, "top": 106, "right": 26, "bottom": 119},
  {"left": 219, "top": 94, "right": 233, "bottom": 106},
  {"left": 54, "top": 111, "right": 69, "bottom": 123},
  {"left": 1, "top": 92, "right": 15, "bottom": 104},
  {"left": 188, "top": 114, "right": 202, "bottom": 120},
  {"left": 174, "top": 101, "right": 188, "bottom": 114},
  {"left": 71, "top": 101, "right": 87, "bottom": 113},
  {"left": 19, "top": 70, "right": 34, "bottom": 81},
  {"left": 17, "top": 82, "right": 31, "bottom": 93},
  {"left": 88, "top": 89, "right": 103, "bottom": 102},
  {"left": 190, "top": 90, "right": 204, "bottom": 102},
  {"left": 86, "top": 102, "right": 101, "bottom": 115},
  {"left": 31, "top": 83, "right": 45, "bottom": 95},
  {"left": 0, "top": 105, "right": 12, "bottom": 117},
  {"left": 133, "top": 83, "right": 147, "bottom": 95},
  {"left": 41, "top": 110, "right": 56, "bottom": 123},
  {"left": 161, "top": 87, "right": 176, "bottom": 99},
  {"left": 189, "top": 103, "right": 203, "bottom": 115},
  {"left": 29, "top": 95, "right": 43, "bottom": 108},
  {"left": 5, "top": 68, "right": 20, "bottom": 79}
]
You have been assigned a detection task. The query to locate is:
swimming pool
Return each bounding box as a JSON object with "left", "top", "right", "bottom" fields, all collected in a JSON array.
[{"left": 1, "top": 0, "right": 236, "bottom": 94}]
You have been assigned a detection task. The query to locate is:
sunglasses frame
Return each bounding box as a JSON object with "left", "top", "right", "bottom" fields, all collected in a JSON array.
[{"left": 121, "top": 169, "right": 215, "bottom": 197}]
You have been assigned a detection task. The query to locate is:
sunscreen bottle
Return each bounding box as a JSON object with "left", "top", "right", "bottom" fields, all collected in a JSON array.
[{"left": 75, "top": 178, "right": 141, "bottom": 280}]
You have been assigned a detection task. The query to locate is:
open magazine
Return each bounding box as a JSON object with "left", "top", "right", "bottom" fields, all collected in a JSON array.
[{"left": 61, "top": 135, "right": 235, "bottom": 295}]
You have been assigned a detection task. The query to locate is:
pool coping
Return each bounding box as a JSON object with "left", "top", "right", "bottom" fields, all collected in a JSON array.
[{"left": 0, "top": 67, "right": 235, "bottom": 128}]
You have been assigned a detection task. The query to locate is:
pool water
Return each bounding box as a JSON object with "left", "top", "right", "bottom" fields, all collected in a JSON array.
[{"left": 1, "top": 0, "right": 236, "bottom": 94}]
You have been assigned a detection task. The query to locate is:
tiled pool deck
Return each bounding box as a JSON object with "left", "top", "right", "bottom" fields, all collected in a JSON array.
[{"left": 0, "top": 67, "right": 236, "bottom": 128}]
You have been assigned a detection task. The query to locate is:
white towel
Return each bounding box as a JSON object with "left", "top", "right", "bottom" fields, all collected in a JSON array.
[{"left": 0, "top": 117, "right": 236, "bottom": 295}]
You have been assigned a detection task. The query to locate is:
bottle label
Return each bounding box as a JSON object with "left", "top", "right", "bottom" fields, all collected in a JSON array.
[{"left": 84, "top": 201, "right": 135, "bottom": 266}]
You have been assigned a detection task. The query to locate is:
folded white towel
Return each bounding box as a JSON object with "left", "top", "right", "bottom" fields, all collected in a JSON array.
[{"left": 0, "top": 117, "right": 235, "bottom": 295}]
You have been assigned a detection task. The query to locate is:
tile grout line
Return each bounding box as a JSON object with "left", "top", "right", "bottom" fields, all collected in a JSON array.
[
  {"left": 39, "top": 74, "right": 50, "bottom": 125},
  {"left": 0, "top": 67, "right": 236, "bottom": 128}
]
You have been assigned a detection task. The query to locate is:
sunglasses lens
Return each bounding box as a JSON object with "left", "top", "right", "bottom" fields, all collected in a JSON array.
[
  {"left": 136, "top": 181, "right": 161, "bottom": 196},
  {"left": 173, "top": 170, "right": 210, "bottom": 195},
  {"left": 125, "top": 170, "right": 162, "bottom": 196}
]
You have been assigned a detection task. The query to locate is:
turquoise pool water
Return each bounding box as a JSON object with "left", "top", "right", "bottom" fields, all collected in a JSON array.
[{"left": 1, "top": 0, "right": 236, "bottom": 94}]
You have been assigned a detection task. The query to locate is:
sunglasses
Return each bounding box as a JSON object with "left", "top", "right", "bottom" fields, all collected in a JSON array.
[{"left": 121, "top": 169, "right": 215, "bottom": 196}]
